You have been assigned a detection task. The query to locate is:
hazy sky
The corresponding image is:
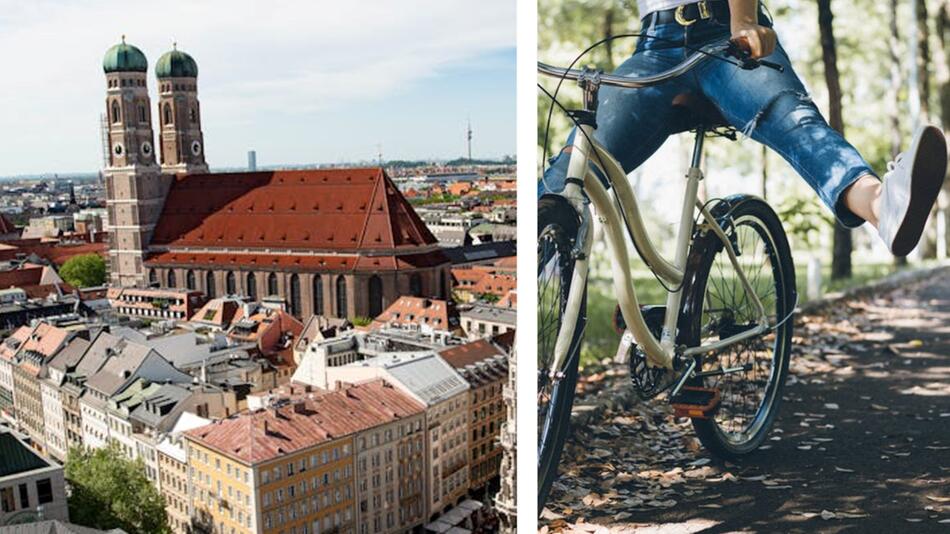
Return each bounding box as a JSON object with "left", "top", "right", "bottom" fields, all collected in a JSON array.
[{"left": 0, "top": 0, "right": 515, "bottom": 177}]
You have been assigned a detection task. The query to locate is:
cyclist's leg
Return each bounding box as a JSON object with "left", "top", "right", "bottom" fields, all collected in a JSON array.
[
  {"left": 697, "top": 40, "right": 874, "bottom": 228},
  {"left": 539, "top": 45, "right": 694, "bottom": 196}
]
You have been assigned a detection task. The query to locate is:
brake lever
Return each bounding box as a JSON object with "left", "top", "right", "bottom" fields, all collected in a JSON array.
[{"left": 724, "top": 41, "right": 785, "bottom": 73}]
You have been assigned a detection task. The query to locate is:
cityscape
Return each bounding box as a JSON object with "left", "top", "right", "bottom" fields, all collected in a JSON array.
[{"left": 0, "top": 36, "right": 516, "bottom": 534}]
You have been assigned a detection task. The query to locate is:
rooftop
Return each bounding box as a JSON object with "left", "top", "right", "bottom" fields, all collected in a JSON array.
[
  {"left": 0, "top": 430, "right": 56, "bottom": 478},
  {"left": 184, "top": 379, "right": 423, "bottom": 465}
]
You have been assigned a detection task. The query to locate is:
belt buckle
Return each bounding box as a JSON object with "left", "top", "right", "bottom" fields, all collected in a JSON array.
[{"left": 675, "top": 1, "right": 711, "bottom": 27}]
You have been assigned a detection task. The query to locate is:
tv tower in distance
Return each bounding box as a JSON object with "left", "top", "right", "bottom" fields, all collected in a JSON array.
[{"left": 466, "top": 118, "right": 473, "bottom": 162}]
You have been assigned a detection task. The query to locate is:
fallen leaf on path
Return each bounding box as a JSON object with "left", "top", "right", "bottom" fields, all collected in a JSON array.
[
  {"left": 820, "top": 510, "right": 836, "bottom": 520},
  {"left": 834, "top": 466, "right": 855, "bottom": 473}
]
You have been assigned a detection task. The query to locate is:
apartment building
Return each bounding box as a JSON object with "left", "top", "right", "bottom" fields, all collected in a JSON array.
[
  {"left": 11, "top": 323, "right": 72, "bottom": 454},
  {"left": 107, "top": 287, "right": 205, "bottom": 321},
  {"left": 158, "top": 412, "right": 213, "bottom": 534},
  {"left": 296, "top": 350, "right": 471, "bottom": 520},
  {"left": 0, "top": 327, "right": 31, "bottom": 421},
  {"left": 41, "top": 336, "right": 91, "bottom": 461},
  {"left": 439, "top": 339, "right": 508, "bottom": 492}
]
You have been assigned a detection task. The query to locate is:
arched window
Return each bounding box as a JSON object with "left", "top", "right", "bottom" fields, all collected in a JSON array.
[
  {"left": 246, "top": 273, "right": 257, "bottom": 301},
  {"left": 190, "top": 107, "right": 198, "bottom": 123},
  {"left": 368, "top": 276, "right": 383, "bottom": 318},
  {"left": 335, "top": 275, "right": 347, "bottom": 318},
  {"left": 138, "top": 104, "right": 146, "bottom": 124},
  {"left": 205, "top": 271, "right": 216, "bottom": 298},
  {"left": 409, "top": 273, "right": 423, "bottom": 297},
  {"left": 313, "top": 275, "right": 324, "bottom": 316},
  {"left": 439, "top": 271, "right": 446, "bottom": 298},
  {"left": 289, "top": 274, "right": 301, "bottom": 317},
  {"left": 148, "top": 270, "right": 158, "bottom": 287},
  {"left": 111, "top": 101, "right": 121, "bottom": 124},
  {"left": 186, "top": 270, "right": 196, "bottom": 290},
  {"left": 226, "top": 272, "right": 236, "bottom": 295},
  {"left": 267, "top": 273, "right": 278, "bottom": 296},
  {"left": 167, "top": 270, "right": 176, "bottom": 289},
  {"left": 163, "top": 103, "right": 172, "bottom": 125}
]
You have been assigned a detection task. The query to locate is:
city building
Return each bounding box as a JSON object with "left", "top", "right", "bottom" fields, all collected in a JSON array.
[
  {"left": 293, "top": 348, "right": 470, "bottom": 520},
  {"left": 370, "top": 297, "right": 461, "bottom": 336},
  {"left": 0, "top": 429, "right": 68, "bottom": 525},
  {"left": 0, "top": 520, "right": 126, "bottom": 534},
  {"left": 494, "top": 342, "right": 516, "bottom": 533},
  {"left": 459, "top": 304, "right": 516, "bottom": 341},
  {"left": 78, "top": 332, "right": 191, "bottom": 450},
  {"left": 107, "top": 287, "right": 205, "bottom": 321},
  {"left": 439, "top": 339, "right": 508, "bottom": 493},
  {"left": 157, "top": 412, "right": 212, "bottom": 534},
  {"left": 41, "top": 336, "right": 92, "bottom": 461},
  {"left": 100, "top": 40, "right": 453, "bottom": 321},
  {"left": 11, "top": 323, "right": 72, "bottom": 455}
]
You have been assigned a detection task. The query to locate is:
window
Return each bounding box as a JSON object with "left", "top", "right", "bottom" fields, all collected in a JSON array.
[
  {"left": 247, "top": 272, "right": 257, "bottom": 300},
  {"left": 138, "top": 104, "right": 147, "bottom": 124},
  {"left": 111, "top": 101, "right": 120, "bottom": 123},
  {"left": 368, "top": 275, "right": 383, "bottom": 317},
  {"left": 335, "top": 275, "right": 347, "bottom": 318},
  {"left": 1, "top": 487, "right": 14, "bottom": 512},
  {"left": 190, "top": 107, "right": 198, "bottom": 123},
  {"left": 204, "top": 271, "right": 216, "bottom": 298},
  {"left": 186, "top": 270, "right": 196, "bottom": 290},
  {"left": 289, "top": 274, "right": 301, "bottom": 316},
  {"left": 18, "top": 484, "right": 28, "bottom": 509},
  {"left": 167, "top": 270, "right": 176, "bottom": 288},
  {"left": 226, "top": 271, "right": 236, "bottom": 295},
  {"left": 148, "top": 270, "right": 158, "bottom": 287},
  {"left": 268, "top": 273, "right": 279, "bottom": 296},
  {"left": 163, "top": 103, "right": 172, "bottom": 125},
  {"left": 409, "top": 273, "right": 422, "bottom": 297},
  {"left": 313, "top": 275, "right": 324, "bottom": 315}
]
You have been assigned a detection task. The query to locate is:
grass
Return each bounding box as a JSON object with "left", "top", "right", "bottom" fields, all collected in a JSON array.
[{"left": 579, "top": 260, "right": 922, "bottom": 368}]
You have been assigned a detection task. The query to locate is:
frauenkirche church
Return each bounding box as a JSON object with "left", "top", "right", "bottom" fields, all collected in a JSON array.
[{"left": 102, "top": 39, "right": 451, "bottom": 319}]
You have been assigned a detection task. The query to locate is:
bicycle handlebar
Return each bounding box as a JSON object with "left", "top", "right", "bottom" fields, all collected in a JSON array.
[{"left": 538, "top": 40, "right": 783, "bottom": 89}]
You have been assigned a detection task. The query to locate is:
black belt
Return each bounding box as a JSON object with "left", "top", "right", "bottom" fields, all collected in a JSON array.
[{"left": 648, "top": 0, "right": 730, "bottom": 26}]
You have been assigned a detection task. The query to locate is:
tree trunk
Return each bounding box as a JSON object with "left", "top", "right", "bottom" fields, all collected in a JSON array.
[
  {"left": 936, "top": 1, "right": 950, "bottom": 258},
  {"left": 818, "top": 0, "right": 852, "bottom": 279},
  {"left": 891, "top": 0, "right": 908, "bottom": 266},
  {"left": 603, "top": 7, "right": 615, "bottom": 70},
  {"left": 761, "top": 144, "right": 768, "bottom": 200},
  {"left": 916, "top": 0, "right": 939, "bottom": 258}
]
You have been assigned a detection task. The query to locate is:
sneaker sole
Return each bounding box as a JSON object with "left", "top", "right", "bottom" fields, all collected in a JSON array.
[{"left": 891, "top": 125, "right": 948, "bottom": 257}]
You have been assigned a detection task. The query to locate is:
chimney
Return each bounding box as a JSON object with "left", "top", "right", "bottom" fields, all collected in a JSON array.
[{"left": 262, "top": 420, "right": 270, "bottom": 435}]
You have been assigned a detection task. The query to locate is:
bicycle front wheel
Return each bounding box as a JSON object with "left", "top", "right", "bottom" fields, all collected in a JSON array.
[
  {"left": 680, "top": 195, "right": 796, "bottom": 459},
  {"left": 537, "top": 195, "right": 585, "bottom": 511}
]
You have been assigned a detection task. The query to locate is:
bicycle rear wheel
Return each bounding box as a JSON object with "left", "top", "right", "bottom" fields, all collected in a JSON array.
[
  {"left": 537, "top": 195, "right": 585, "bottom": 510},
  {"left": 679, "top": 195, "right": 795, "bottom": 458}
]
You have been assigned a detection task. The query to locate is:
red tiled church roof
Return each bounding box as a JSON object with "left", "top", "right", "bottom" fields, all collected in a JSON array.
[{"left": 150, "top": 168, "right": 437, "bottom": 252}]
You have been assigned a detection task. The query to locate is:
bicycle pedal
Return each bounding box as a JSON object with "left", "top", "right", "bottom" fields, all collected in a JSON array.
[{"left": 670, "top": 386, "right": 721, "bottom": 419}]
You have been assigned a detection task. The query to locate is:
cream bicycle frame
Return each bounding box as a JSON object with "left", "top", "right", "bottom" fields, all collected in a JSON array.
[{"left": 548, "top": 123, "right": 770, "bottom": 376}]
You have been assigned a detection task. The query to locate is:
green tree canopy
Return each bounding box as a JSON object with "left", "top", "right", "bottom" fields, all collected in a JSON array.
[
  {"left": 58, "top": 254, "right": 106, "bottom": 288},
  {"left": 65, "top": 445, "right": 169, "bottom": 534}
]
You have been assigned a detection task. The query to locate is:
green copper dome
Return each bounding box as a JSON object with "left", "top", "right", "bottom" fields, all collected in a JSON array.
[
  {"left": 102, "top": 39, "right": 148, "bottom": 73},
  {"left": 155, "top": 48, "right": 198, "bottom": 79}
]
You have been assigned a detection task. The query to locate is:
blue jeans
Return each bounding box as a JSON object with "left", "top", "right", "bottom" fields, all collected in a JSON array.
[{"left": 539, "top": 9, "right": 874, "bottom": 228}]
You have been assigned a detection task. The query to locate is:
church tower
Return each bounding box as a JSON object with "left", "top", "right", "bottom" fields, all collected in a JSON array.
[
  {"left": 103, "top": 37, "right": 172, "bottom": 287},
  {"left": 155, "top": 45, "right": 208, "bottom": 174}
]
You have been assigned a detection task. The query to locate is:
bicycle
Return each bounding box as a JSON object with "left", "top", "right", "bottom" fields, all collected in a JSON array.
[{"left": 537, "top": 39, "right": 798, "bottom": 510}]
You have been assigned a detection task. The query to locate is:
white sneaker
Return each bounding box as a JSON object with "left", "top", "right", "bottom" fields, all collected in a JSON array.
[{"left": 877, "top": 124, "right": 948, "bottom": 257}]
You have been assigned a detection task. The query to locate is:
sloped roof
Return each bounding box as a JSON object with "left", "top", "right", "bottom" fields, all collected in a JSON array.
[
  {"left": 440, "top": 339, "right": 505, "bottom": 369},
  {"left": 185, "top": 379, "right": 423, "bottom": 465},
  {"left": 149, "top": 168, "right": 437, "bottom": 253},
  {"left": 47, "top": 337, "right": 91, "bottom": 373},
  {"left": 0, "top": 520, "right": 125, "bottom": 534}
]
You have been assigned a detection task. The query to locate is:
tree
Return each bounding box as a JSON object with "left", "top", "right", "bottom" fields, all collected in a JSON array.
[
  {"left": 65, "top": 445, "right": 169, "bottom": 534},
  {"left": 889, "top": 0, "right": 908, "bottom": 266},
  {"left": 818, "top": 0, "right": 853, "bottom": 279},
  {"left": 58, "top": 254, "right": 106, "bottom": 288}
]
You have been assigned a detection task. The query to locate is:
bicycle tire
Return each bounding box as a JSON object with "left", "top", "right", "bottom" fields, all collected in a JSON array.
[
  {"left": 679, "top": 195, "right": 795, "bottom": 459},
  {"left": 537, "top": 195, "right": 586, "bottom": 511}
]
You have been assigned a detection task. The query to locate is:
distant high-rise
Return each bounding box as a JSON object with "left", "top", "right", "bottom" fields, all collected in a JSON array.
[{"left": 247, "top": 150, "right": 257, "bottom": 171}]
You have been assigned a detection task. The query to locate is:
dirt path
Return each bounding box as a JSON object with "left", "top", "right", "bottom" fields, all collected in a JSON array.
[{"left": 541, "top": 269, "right": 950, "bottom": 533}]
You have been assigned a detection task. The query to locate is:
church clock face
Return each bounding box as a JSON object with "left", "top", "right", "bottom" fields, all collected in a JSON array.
[
  {"left": 113, "top": 142, "right": 124, "bottom": 156},
  {"left": 141, "top": 141, "right": 152, "bottom": 158},
  {"left": 191, "top": 140, "right": 202, "bottom": 156}
]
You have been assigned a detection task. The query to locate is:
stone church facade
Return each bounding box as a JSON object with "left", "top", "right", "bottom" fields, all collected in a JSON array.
[{"left": 102, "top": 39, "right": 450, "bottom": 319}]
